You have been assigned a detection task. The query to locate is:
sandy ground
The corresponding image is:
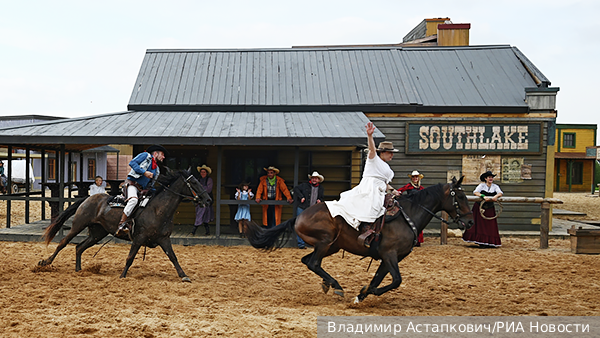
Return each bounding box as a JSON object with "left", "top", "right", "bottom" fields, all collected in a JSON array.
[
  {"left": 553, "top": 192, "right": 600, "bottom": 221},
  {"left": 1, "top": 237, "right": 599, "bottom": 337}
]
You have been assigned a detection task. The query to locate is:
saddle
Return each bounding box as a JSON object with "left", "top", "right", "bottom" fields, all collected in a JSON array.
[{"left": 357, "top": 194, "right": 400, "bottom": 248}]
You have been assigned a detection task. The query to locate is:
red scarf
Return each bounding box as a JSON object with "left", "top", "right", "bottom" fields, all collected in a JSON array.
[{"left": 151, "top": 156, "right": 157, "bottom": 169}]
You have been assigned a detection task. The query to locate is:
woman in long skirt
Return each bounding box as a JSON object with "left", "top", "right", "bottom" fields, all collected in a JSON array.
[
  {"left": 191, "top": 165, "right": 214, "bottom": 236},
  {"left": 463, "top": 171, "right": 503, "bottom": 247}
]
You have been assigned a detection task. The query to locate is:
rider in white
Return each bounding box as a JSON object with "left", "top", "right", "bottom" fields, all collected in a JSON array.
[{"left": 326, "top": 122, "right": 399, "bottom": 230}]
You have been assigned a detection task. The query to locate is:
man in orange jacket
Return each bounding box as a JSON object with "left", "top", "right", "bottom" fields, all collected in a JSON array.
[{"left": 255, "top": 166, "right": 293, "bottom": 228}]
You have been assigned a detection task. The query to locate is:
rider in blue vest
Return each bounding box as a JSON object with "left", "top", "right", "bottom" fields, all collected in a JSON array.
[{"left": 116, "top": 145, "right": 168, "bottom": 236}]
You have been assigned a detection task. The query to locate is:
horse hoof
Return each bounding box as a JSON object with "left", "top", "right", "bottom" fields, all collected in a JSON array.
[
  {"left": 182, "top": 277, "right": 192, "bottom": 283},
  {"left": 333, "top": 289, "right": 344, "bottom": 297},
  {"left": 354, "top": 296, "right": 361, "bottom": 304},
  {"left": 38, "top": 260, "right": 47, "bottom": 266},
  {"left": 321, "top": 282, "right": 331, "bottom": 294}
]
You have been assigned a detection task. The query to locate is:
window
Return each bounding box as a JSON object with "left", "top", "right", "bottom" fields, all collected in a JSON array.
[
  {"left": 563, "top": 133, "right": 576, "bottom": 148},
  {"left": 88, "top": 159, "right": 96, "bottom": 180},
  {"left": 571, "top": 162, "right": 583, "bottom": 185},
  {"left": 48, "top": 158, "right": 56, "bottom": 180}
]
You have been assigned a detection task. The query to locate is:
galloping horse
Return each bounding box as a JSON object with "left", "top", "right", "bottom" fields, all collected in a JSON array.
[
  {"left": 39, "top": 168, "right": 211, "bottom": 282},
  {"left": 246, "top": 176, "right": 473, "bottom": 302}
]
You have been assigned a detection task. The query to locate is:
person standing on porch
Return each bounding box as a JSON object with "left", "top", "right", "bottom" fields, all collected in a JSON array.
[
  {"left": 255, "top": 166, "right": 293, "bottom": 228},
  {"left": 293, "top": 171, "right": 325, "bottom": 249},
  {"left": 191, "top": 165, "right": 214, "bottom": 236}
]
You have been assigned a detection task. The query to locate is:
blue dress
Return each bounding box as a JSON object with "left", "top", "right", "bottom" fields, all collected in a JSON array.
[{"left": 234, "top": 190, "right": 253, "bottom": 221}]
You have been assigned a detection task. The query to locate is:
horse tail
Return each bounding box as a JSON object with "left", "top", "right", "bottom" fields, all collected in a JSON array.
[
  {"left": 42, "top": 197, "right": 88, "bottom": 245},
  {"left": 246, "top": 217, "right": 297, "bottom": 250}
]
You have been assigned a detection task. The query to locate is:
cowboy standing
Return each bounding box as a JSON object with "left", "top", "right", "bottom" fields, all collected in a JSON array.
[
  {"left": 255, "top": 166, "right": 293, "bottom": 228},
  {"left": 293, "top": 171, "right": 325, "bottom": 249},
  {"left": 116, "top": 145, "right": 168, "bottom": 237}
]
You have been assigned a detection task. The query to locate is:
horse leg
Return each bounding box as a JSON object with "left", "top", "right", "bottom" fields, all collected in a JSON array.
[
  {"left": 355, "top": 253, "right": 404, "bottom": 303},
  {"left": 74, "top": 224, "right": 109, "bottom": 271},
  {"left": 119, "top": 242, "right": 143, "bottom": 278},
  {"left": 38, "top": 219, "right": 89, "bottom": 267},
  {"left": 301, "top": 246, "right": 344, "bottom": 297},
  {"left": 156, "top": 237, "right": 190, "bottom": 283}
]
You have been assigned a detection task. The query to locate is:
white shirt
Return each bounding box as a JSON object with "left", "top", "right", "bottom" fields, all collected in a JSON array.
[
  {"left": 90, "top": 184, "right": 106, "bottom": 195},
  {"left": 474, "top": 182, "right": 503, "bottom": 195}
]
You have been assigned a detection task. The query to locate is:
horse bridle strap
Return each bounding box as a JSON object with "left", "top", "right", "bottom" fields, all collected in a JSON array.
[
  {"left": 418, "top": 187, "right": 470, "bottom": 225},
  {"left": 396, "top": 203, "right": 419, "bottom": 247},
  {"left": 157, "top": 175, "right": 200, "bottom": 202}
]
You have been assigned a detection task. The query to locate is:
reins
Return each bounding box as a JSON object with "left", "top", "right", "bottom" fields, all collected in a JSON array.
[{"left": 156, "top": 174, "right": 202, "bottom": 202}]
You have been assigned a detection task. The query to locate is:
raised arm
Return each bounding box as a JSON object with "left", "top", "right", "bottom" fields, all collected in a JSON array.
[{"left": 366, "top": 122, "right": 376, "bottom": 160}]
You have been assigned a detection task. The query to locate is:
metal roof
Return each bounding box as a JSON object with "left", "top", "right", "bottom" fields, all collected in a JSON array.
[
  {"left": 128, "top": 45, "right": 544, "bottom": 113},
  {"left": 0, "top": 111, "right": 384, "bottom": 151}
]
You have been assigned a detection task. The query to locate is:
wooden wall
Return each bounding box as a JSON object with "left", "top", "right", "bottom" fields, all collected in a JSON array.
[{"left": 370, "top": 117, "right": 552, "bottom": 231}]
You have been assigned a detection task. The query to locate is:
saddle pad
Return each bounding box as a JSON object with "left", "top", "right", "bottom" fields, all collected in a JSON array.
[{"left": 107, "top": 195, "right": 127, "bottom": 208}]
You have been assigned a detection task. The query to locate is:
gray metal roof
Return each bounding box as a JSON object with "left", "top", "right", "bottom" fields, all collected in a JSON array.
[
  {"left": 128, "top": 45, "right": 545, "bottom": 113},
  {"left": 0, "top": 111, "right": 384, "bottom": 151}
]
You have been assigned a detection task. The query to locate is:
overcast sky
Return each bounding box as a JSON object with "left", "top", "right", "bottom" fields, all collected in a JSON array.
[{"left": 2, "top": 0, "right": 598, "bottom": 140}]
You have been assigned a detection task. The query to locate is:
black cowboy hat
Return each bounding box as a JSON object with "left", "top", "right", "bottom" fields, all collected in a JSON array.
[
  {"left": 146, "top": 144, "right": 169, "bottom": 156},
  {"left": 480, "top": 171, "right": 496, "bottom": 182}
]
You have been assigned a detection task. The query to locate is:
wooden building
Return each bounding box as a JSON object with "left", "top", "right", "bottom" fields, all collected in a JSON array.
[
  {"left": 554, "top": 124, "right": 597, "bottom": 193},
  {"left": 0, "top": 21, "right": 560, "bottom": 233}
]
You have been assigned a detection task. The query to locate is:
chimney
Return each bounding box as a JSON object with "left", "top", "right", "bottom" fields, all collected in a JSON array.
[{"left": 437, "top": 23, "right": 471, "bottom": 46}]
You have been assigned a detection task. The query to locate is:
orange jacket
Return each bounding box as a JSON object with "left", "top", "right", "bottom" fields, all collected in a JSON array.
[{"left": 256, "top": 175, "right": 292, "bottom": 226}]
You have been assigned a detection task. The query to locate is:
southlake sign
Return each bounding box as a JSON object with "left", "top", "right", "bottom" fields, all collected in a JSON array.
[{"left": 406, "top": 122, "right": 542, "bottom": 154}]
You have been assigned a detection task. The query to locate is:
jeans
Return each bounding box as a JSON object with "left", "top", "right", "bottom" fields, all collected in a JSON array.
[
  {"left": 295, "top": 207, "right": 307, "bottom": 248},
  {"left": 266, "top": 205, "right": 276, "bottom": 229}
]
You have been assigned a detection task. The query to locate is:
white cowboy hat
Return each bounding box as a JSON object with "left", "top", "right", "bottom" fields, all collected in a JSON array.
[
  {"left": 263, "top": 166, "right": 280, "bottom": 174},
  {"left": 408, "top": 170, "right": 424, "bottom": 179},
  {"left": 197, "top": 164, "right": 212, "bottom": 175},
  {"left": 308, "top": 171, "right": 324, "bottom": 183}
]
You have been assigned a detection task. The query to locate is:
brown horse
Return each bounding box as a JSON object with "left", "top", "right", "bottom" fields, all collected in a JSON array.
[
  {"left": 246, "top": 176, "right": 473, "bottom": 302},
  {"left": 39, "top": 168, "right": 211, "bottom": 282}
]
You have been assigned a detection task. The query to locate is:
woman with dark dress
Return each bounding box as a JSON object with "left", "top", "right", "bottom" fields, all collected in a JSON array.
[
  {"left": 397, "top": 170, "right": 425, "bottom": 246},
  {"left": 463, "top": 171, "right": 503, "bottom": 247},
  {"left": 191, "top": 165, "right": 214, "bottom": 236}
]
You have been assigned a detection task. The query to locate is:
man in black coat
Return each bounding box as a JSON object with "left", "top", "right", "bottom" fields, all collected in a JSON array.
[{"left": 293, "top": 171, "right": 325, "bottom": 249}]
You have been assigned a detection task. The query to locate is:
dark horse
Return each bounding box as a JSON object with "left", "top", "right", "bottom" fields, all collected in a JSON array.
[
  {"left": 246, "top": 176, "right": 473, "bottom": 302},
  {"left": 39, "top": 168, "right": 211, "bottom": 282}
]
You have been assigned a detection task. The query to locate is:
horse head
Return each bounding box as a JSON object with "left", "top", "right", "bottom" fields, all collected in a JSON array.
[
  {"left": 159, "top": 167, "right": 212, "bottom": 207},
  {"left": 443, "top": 176, "right": 474, "bottom": 230}
]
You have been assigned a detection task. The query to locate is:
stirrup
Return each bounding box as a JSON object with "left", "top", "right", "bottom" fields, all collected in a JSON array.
[{"left": 358, "top": 229, "right": 374, "bottom": 247}]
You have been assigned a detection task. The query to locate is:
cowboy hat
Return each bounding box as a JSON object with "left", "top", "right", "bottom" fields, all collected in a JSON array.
[
  {"left": 146, "top": 144, "right": 169, "bottom": 156},
  {"left": 408, "top": 170, "right": 424, "bottom": 179},
  {"left": 308, "top": 171, "right": 324, "bottom": 183},
  {"left": 263, "top": 166, "right": 280, "bottom": 174},
  {"left": 480, "top": 171, "right": 496, "bottom": 182},
  {"left": 197, "top": 164, "right": 212, "bottom": 175},
  {"left": 376, "top": 141, "right": 399, "bottom": 153}
]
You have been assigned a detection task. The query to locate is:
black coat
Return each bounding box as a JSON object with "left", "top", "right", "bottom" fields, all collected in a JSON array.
[{"left": 293, "top": 182, "right": 324, "bottom": 210}]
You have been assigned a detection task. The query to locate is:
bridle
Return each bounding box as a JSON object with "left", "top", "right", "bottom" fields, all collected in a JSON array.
[
  {"left": 418, "top": 185, "right": 472, "bottom": 226},
  {"left": 157, "top": 173, "right": 207, "bottom": 204}
]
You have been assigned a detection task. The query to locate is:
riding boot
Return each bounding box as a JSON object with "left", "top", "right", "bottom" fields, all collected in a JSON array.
[
  {"left": 204, "top": 223, "right": 210, "bottom": 236},
  {"left": 116, "top": 213, "right": 130, "bottom": 237}
]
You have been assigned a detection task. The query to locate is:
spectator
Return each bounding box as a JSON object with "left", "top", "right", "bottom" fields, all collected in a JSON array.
[
  {"left": 191, "top": 165, "right": 214, "bottom": 236},
  {"left": 463, "top": 171, "right": 503, "bottom": 248},
  {"left": 234, "top": 182, "right": 254, "bottom": 237},
  {"left": 293, "top": 171, "right": 325, "bottom": 249},
  {"left": 89, "top": 175, "right": 107, "bottom": 195},
  {"left": 255, "top": 166, "right": 293, "bottom": 228},
  {"left": 398, "top": 170, "right": 425, "bottom": 246}
]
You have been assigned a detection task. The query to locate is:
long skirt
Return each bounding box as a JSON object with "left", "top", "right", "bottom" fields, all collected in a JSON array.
[
  {"left": 462, "top": 202, "right": 501, "bottom": 247},
  {"left": 195, "top": 204, "right": 214, "bottom": 225}
]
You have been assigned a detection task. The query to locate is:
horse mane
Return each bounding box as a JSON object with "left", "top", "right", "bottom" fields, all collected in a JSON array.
[
  {"left": 401, "top": 183, "right": 445, "bottom": 205},
  {"left": 154, "top": 168, "right": 190, "bottom": 193}
]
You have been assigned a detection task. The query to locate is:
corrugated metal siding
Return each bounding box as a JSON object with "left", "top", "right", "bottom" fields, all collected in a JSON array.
[
  {"left": 370, "top": 117, "right": 551, "bottom": 231},
  {"left": 128, "top": 46, "right": 538, "bottom": 110},
  {"left": 0, "top": 111, "right": 384, "bottom": 146}
]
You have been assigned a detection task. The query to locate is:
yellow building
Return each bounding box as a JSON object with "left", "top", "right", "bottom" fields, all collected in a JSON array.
[{"left": 554, "top": 124, "right": 597, "bottom": 192}]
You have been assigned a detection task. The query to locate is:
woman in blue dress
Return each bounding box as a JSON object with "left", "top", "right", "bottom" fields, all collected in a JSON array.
[{"left": 234, "top": 182, "right": 254, "bottom": 237}]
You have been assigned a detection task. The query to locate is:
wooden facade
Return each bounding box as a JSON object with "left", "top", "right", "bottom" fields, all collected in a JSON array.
[{"left": 554, "top": 124, "right": 597, "bottom": 192}]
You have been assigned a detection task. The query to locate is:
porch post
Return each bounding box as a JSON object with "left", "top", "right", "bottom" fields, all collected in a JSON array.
[
  {"left": 6, "top": 145, "right": 12, "bottom": 228},
  {"left": 215, "top": 146, "right": 222, "bottom": 237},
  {"left": 293, "top": 147, "right": 299, "bottom": 216},
  {"left": 41, "top": 149, "right": 46, "bottom": 220},
  {"left": 59, "top": 145, "right": 65, "bottom": 214},
  {"left": 25, "top": 146, "right": 30, "bottom": 224}
]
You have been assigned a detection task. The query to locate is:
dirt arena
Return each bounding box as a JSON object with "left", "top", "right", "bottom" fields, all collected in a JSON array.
[
  {"left": 1, "top": 192, "right": 599, "bottom": 337},
  {"left": 1, "top": 236, "right": 599, "bottom": 337}
]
